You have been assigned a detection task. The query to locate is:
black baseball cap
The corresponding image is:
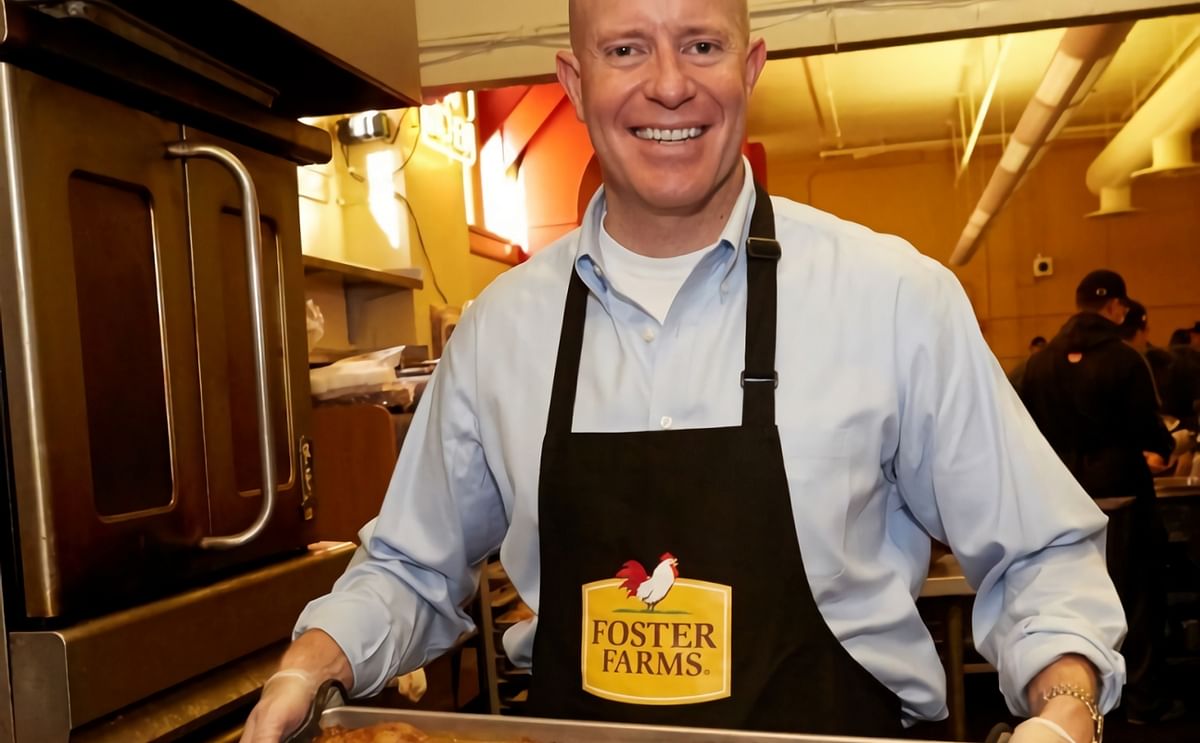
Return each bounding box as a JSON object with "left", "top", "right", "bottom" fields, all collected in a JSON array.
[{"left": 1075, "top": 269, "right": 1128, "bottom": 306}]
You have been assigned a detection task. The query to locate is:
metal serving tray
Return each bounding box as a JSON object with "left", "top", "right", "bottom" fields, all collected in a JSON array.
[{"left": 311, "top": 708, "right": 954, "bottom": 743}]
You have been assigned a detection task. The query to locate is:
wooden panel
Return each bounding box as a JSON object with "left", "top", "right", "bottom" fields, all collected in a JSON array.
[
  {"left": 215, "top": 213, "right": 292, "bottom": 495},
  {"left": 310, "top": 404, "right": 399, "bottom": 542},
  {"left": 67, "top": 175, "right": 174, "bottom": 517}
]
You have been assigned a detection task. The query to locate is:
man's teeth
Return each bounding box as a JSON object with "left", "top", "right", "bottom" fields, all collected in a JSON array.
[{"left": 634, "top": 127, "right": 704, "bottom": 142}]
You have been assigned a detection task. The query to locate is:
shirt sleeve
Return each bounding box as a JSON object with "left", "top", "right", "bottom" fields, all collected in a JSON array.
[
  {"left": 294, "top": 308, "right": 508, "bottom": 697},
  {"left": 890, "top": 260, "right": 1127, "bottom": 716}
]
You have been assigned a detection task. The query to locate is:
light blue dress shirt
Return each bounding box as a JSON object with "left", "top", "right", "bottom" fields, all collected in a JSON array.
[{"left": 296, "top": 163, "right": 1126, "bottom": 723}]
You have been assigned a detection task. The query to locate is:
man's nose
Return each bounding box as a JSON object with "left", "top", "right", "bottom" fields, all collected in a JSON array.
[{"left": 644, "top": 51, "right": 695, "bottom": 109}]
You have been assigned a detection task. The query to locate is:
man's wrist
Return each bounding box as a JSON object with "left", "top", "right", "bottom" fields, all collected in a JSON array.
[
  {"left": 280, "top": 629, "right": 355, "bottom": 690},
  {"left": 1026, "top": 654, "right": 1098, "bottom": 712},
  {"left": 1025, "top": 655, "right": 1101, "bottom": 742},
  {"left": 1040, "top": 690, "right": 1100, "bottom": 743}
]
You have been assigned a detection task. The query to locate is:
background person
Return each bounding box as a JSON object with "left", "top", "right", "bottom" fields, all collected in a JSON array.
[{"left": 1018, "top": 270, "right": 1180, "bottom": 725}]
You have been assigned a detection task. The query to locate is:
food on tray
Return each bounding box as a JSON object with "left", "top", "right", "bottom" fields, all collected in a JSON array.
[{"left": 314, "top": 721, "right": 536, "bottom": 743}]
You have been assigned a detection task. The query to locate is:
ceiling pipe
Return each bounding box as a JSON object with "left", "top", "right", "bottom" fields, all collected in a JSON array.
[
  {"left": 817, "top": 123, "right": 1123, "bottom": 160},
  {"left": 948, "top": 23, "right": 1133, "bottom": 266},
  {"left": 1086, "top": 45, "right": 1200, "bottom": 215},
  {"left": 959, "top": 37, "right": 1014, "bottom": 178}
]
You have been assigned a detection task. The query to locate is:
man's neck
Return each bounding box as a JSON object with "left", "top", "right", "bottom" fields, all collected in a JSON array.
[{"left": 602, "top": 164, "right": 746, "bottom": 258}]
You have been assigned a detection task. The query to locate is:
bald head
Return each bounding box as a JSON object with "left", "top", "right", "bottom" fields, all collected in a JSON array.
[
  {"left": 555, "top": 0, "right": 766, "bottom": 243},
  {"left": 568, "top": 0, "right": 750, "bottom": 53}
]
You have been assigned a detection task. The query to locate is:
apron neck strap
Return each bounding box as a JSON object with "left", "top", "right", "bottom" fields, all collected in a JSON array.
[
  {"left": 547, "top": 270, "right": 591, "bottom": 437},
  {"left": 741, "top": 181, "right": 780, "bottom": 428},
  {"left": 546, "top": 180, "right": 780, "bottom": 436}
]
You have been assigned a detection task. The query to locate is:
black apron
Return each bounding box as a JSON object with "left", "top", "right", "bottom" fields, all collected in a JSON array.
[{"left": 526, "top": 183, "right": 903, "bottom": 736}]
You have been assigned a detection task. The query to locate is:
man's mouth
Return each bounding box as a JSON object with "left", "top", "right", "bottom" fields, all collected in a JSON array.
[{"left": 631, "top": 126, "right": 707, "bottom": 143}]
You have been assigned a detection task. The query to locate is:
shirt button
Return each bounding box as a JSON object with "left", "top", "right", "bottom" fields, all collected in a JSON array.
[
  {"left": 660, "top": 416, "right": 673, "bottom": 430},
  {"left": 642, "top": 327, "right": 657, "bottom": 342}
]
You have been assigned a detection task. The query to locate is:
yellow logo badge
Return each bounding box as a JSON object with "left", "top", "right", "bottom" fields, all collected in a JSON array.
[{"left": 581, "top": 553, "right": 732, "bottom": 705}]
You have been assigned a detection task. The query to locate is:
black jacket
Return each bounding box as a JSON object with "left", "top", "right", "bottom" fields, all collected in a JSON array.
[
  {"left": 1154, "top": 345, "right": 1200, "bottom": 430},
  {"left": 1018, "top": 312, "right": 1174, "bottom": 500}
]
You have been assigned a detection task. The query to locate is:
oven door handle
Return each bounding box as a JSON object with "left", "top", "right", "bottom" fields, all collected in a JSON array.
[{"left": 166, "top": 142, "right": 278, "bottom": 550}]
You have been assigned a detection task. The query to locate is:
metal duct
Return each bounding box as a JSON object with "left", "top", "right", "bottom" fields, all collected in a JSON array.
[
  {"left": 1086, "top": 44, "right": 1200, "bottom": 215},
  {"left": 949, "top": 23, "right": 1134, "bottom": 266}
]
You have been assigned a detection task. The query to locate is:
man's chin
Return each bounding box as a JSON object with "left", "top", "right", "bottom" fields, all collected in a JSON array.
[{"left": 627, "top": 181, "right": 721, "bottom": 215}]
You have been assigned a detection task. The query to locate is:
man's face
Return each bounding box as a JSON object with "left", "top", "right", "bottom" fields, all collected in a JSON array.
[{"left": 558, "top": 0, "right": 765, "bottom": 215}]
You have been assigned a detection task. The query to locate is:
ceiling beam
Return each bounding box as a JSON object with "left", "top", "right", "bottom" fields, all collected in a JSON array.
[{"left": 416, "top": 0, "right": 1200, "bottom": 91}]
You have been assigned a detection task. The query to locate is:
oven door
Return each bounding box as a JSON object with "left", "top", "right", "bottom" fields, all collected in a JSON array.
[
  {"left": 181, "top": 128, "right": 314, "bottom": 559},
  {"left": 0, "top": 66, "right": 209, "bottom": 619},
  {"left": 0, "top": 67, "right": 318, "bottom": 620}
]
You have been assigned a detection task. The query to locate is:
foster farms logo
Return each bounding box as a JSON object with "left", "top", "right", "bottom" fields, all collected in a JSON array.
[{"left": 581, "top": 553, "right": 732, "bottom": 705}]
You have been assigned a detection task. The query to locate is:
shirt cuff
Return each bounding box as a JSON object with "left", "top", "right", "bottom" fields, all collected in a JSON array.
[
  {"left": 998, "top": 625, "right": 1126, "bottom": 717},
  {"left": 294, "top": 592, "right": 398, "bottom": 699}
]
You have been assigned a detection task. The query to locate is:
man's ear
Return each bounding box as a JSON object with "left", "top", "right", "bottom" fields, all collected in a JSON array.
[
  {"left": 557, "top": 50, "right": 586, "bottom": 121},
  {"left": 744, "top": 37, "right": 767, "bottom": 93}
]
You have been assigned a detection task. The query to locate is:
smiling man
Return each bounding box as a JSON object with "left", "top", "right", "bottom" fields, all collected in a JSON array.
[{"left": 242, "top": 2, "right": 1124, "bottom": 742}]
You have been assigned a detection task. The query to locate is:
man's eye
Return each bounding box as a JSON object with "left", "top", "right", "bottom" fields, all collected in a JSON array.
[
  {"left": 612, "top": 46, "right": 635, "bottom": 57},
  {"left": 690, "top": 42, "right": 718, "bottom": 54}
]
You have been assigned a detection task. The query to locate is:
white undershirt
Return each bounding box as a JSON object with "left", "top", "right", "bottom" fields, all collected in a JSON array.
[{"left": 597, "top": 219, "right": 716, "bottom": 324}]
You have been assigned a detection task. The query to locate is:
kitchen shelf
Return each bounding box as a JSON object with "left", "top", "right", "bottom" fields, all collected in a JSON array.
[
  {"left": 302, "top": 255, "right": 422, "bottom": 365},
  {"left": 302, "top": 255, "right": 424, "bottom": 291}
]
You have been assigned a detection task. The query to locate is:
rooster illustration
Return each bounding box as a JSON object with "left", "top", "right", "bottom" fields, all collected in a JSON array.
[{"left": 616, "top": 553, "right": 680, "bottom": 611}]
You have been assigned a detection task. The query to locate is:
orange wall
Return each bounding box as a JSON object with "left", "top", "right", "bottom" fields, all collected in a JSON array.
[
  {"left": 522, "top": 97, "right": 595, "bottom": 252},
  {"left": 767, "top": 139, "right": 1200, "bottom": 371}
]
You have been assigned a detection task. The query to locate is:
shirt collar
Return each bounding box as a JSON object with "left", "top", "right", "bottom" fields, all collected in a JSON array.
[{"left": 575, "top": 157, "right": 757, "bottom": 293}]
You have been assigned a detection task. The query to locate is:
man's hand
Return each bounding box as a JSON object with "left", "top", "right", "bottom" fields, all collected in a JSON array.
[
  {"left": 241, "top": 669, "right": 320, "bottom": 743},
  {"left": 1023, "top": 655, "right": 1098, "bottom": 743},
  {"left": 240, "top": 630, "right": 354, "bottom": 743}
]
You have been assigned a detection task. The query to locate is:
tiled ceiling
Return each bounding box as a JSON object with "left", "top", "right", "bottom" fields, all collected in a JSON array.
[{"left": 748, "top": 13, "right": 1200, "bottom": 158}]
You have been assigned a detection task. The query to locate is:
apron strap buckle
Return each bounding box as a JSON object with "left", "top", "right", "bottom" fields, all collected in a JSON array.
[
  {"left": 741, "top": 370, "right": 779, "bottom": 389},
  {"left": 747, "top": 237, "right": 782, "bottom": 260}
]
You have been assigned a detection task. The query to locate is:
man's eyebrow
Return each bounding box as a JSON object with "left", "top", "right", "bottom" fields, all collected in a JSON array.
[
  {"left": 592, "top": 27, "right": 652, "bottom": 44},
  {"left": 676, "top": 24, "right": 735, "bottom": 39}
]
